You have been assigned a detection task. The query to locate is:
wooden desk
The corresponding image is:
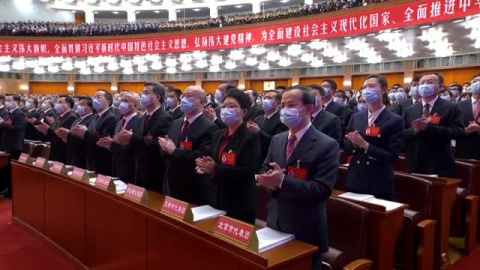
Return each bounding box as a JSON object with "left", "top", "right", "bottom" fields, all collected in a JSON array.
[
  {"left": 11, "top": 161, "right": 317, "bottom": 269},
  {"left": 332, "top": 190, "right": 407, "bottom": 270},
  {"left": 0, "top": 152, "right": 10, "bottom": 169},
  {"left": 457, "top": 158, "right": 480, "bottom": 244}
]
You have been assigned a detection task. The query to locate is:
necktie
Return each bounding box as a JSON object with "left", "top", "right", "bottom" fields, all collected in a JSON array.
[
  {"left": 179, "top": 120, "right": 189, "bottom": 142},
  {"left": 423, "top": 103, "right": 430, "bottom": 118},
  {"left": 144, "top": 114, "right": 151, "bottom": 128},
  {"left": 262, "top": 116, "right": 268, "bottom": 128},
  {"left": 474, "top": 100, "right": 480, "bottom": 124},
  {"left": 121, "top": 118, "right": 126, "bottom": 130},
  {"left": 368, "top": 113, "right": 375, "bottom": 127},
  {"left": 286, "top": 134, "right": 297, "bottom": 161}
]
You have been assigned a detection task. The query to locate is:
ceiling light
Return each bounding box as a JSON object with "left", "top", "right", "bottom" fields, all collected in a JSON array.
[
  {"left": 48, "top": 65, "right": 60, "bottom": 73},
  {"left": 235, "top": 5, "right": 243, "bottom": 8},
  {"left": 192, "top": 50, "right": 207, "bottom": 60},
  {"left": 107, "top": 61, "right": 119, "bottom": 71},
  {"left": 258, "top": 61, "right": 270, "bottom": 70},
  {"left": 137, "top": 65, "right": 148, "bottom": 73},
  {"left": 94, "top": 65, "right": 105, "bottom": 73},
  {"left": 195, "top": 60, "right": 208, "bottom": 68},
  {"left": 0, "top": 64, "right": 10, "bottom": 72},
  {"left": 33, "top": 66, "right": 45, "bottom": 74},
  {"left": 181, "top": 63, "right": 192, "bottom": 71},
  {"left": 229, "top": 49, "right": 244, "bottom": 61},
  {"left": 61, "top": 59, "right": 74, "bottom": 71},
  {"left": 210, "top": 55, "right": 223, "bottom": 65},
  {"left": 300, "top": 53, "right": 313, "bottom": 63},
  {"left": 209, "top": 65, "right": 220, "bottom": 72},
  {"left": 286, "top": 44, "right": 303, "bottom": 57},
  {"left": 193, "top": 8, "right": 201, "bottom": 12},
  {"left": 80, "top": 67, "right": 91, "bottom": 75},
  {"left": 151, "top": 61, "right": 163, "bottom": 70},
  {"left": 250, "top": 45, "right": 266, "bottom": 55},
  {"left": 166, "top": 67, "right": 176, "bottom": 74},
  {"left": 179, "top": 53, "right": 192, "bottom": 63},
  {"left": 122, "top": 67, "right": 133, "bottom": 75},
  {"left": 278, "top": 57, "right": 292, "bottom": 67},
  {"left": 266, "top": 50, "right": 280, "bottom": 62},
  {"left": 245, "top": 57, "right": 258, "bottom": 66},
  {"left": 281, "top": 0, "right": 290, "bottom": 3},
  {"left": 154, "top": 10, "right": 160, "bottom": 13},
  {"left": 112, "top": 11, "right": 119, "bottom": 15},
  {"left": 165, "top": 57, "right": 177, "bottom": 67},
  {"left": 311, "top": 58, "right": 324, "bottom": 68},
  {"left": 225, "top": 60, "right": 236, "bottom": 70}
]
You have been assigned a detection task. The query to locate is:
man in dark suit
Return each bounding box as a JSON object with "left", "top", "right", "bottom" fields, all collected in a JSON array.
[
  {"left": 116, "top": 82, "right": 172, "bottom": 193},
  {"left": 310, "top": 85, "right": 342, "bottom": 144},
  {"left": 203, "top": 81, "right": 237, "bottom": 129},
  {"left": 25, "top": 98, "right": 42, "bottom": 140},
  {"left": 0, "top": 94, "right": 27, "bottom": 197},
  {"left": 71, "top": 90, "right": 117, "bottom": 175},
  {"left": 449, "top": 83, "right": 463, "bottom": 103},
  {"left": 256, "top": 86, "right": 339, "bottom": 270},
  {"left": 456, "top": 74, "right": 480, "bottom": 160},
  {"left": 167, "top": 88, "right": 185, "bottom": 120},
  {"left": 40, "top": 99, "right": 58, "bottom": 127},
  {"left": 321, "top": 80, "right": 345, "bottom": 119},
  {"left": 345, "top": 74, "right": 404, "bottom": 200},
  {"left": 0, "top": 95, "right": 9, "bottom": 120},
  {"left": 399, "top": 77, "right": 422, "bottom": 115},
  {"left": 58, "top": 96, "right": 96, "bottom": 168},
  {"left": 159, "top": 86, "right": 218, "bottom": 204},
  {"left": 35, "top": 96, "right": 78, "bottom": 163},
  {"left": 247, "top": 90, "right": 288, "bottom": 163},
  {"left": 403, "top": 72, "right": 464, "bottom": 176},
  {"left": 97, "top": 92, "right": 143, "bottom": 184},
  {"left": 244, "top": 89, "right": 265, "bottom": 121}
]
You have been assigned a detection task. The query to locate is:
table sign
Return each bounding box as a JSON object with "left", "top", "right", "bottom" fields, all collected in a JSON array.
[
  {"left": 18, "top": 153, "right": 33, "bottom": 164},
  {"left": 124, "top": 184, "right": 150, "bottom": 205},
  {"left": 71, "top": 167, "right": 89, "bottom": 182},
  {"left": 161, "top": 196, "right": 190, "bottom": 219},
  {"left": 50, "top": 161, "right": 68, "bottom": 176},
  {"left": 214, "top": 216, "right": 258, "bottom": 251},
  {"left": 94, "top": 174, "right": 116, "bottom": 193},
  {"left": 33, "top": 157, "right": 49, "bottom": 169}
]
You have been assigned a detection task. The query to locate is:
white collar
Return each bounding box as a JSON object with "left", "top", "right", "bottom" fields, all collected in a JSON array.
[
  {"left": 123, "top": 112, "right": 137, "bottom": 125},
  {"left": 265, "top": 109, "right": 278, "bottom": 119},
  {"left": 311, "top": 108, "right": 323, "bottom": 119},
  {"left": 170, "top": 105, "right": 180, "bottom": 112},
  {"left": 368, "top": 105, "right": 385, "bottom": 125},
  {"left": 288, "top": 123, "right": 311, "bottom": 143},
  {"left": 147, "top": 105, "right": 161, "bottom": 117},
  {"left": 80, "top": 112, "right": 93, "bottom": 120},
  {"left": 184, "top": 111, "right": 202, "bottom": 124},
  {"left": 323, "top": 99, "right": 332, "bottom": 108},
  {"left": 422, "top": 96, "right": 438, "bottom": 109}
]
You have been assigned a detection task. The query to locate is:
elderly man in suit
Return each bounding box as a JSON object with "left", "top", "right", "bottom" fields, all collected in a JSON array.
[
  {"left": 243, "top": 89, "right": 265, "bottom": 121},
  {"left": 456, "top": 74, "right": 480, "bottom": 160},
  {"left": 256, "top": 85, "right": 339, "bottom": 270},
  {"left": 403, "top": 72, "right": 464, "bottom": 176}
]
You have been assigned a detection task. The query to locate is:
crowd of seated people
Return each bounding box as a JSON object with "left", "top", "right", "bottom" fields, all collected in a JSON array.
[
  {"left": 0, "top": 72, "right": 479, "bottom": 269},
  {"left": 0, "top": 0, "right": 385, "bottom": 36}
]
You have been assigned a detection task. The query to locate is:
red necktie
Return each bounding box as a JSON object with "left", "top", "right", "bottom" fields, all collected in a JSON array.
[
  {"left": 179, "top": 120, "right": 190, "bottom": 142},
  {"left": 286, "top": 134, "right": 297, "bottom": 161}
]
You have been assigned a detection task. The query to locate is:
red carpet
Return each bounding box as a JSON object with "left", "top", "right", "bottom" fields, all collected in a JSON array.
[
  {"left": 0, "top": 200, "right": 75, "bottom": 270},
  {"left": 452, "top": 246, "right": 480, "bottom": 270}
]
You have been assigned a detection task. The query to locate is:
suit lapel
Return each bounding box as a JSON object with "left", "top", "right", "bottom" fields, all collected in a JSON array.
[
  {"left": 462, "top": 101, "right": 474, "bottom": 122},
  {"left": 287, "top": 126, "right": 316, "bottom": 166},
  {"left": 276, "top": 132, "right": 288, "bottom": 169},
  {"left": 430, "top": 98, "right": 445, "bottom": 117},
  {"left": 373, "top": 108, "right": 389, "bottom": 128}
]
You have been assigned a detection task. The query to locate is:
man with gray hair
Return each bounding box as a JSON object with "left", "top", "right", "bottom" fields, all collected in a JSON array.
[
  {"left": 97, "top": 91, "right": 143, "bottom": 184},
  {"left": 159, "top": 86, "right": 218, "bottom": 205}
]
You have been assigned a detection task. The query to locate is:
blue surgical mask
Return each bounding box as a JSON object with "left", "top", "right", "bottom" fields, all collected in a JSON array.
[
  {"left": 140, "top": 94, "right": 153, "bottom": 109},
  {"left": 471, "top": 82, "right": 480, "bottom": 94},
  {"left": 54, "top": 103, "right": 67, "bottom": 114},
  {"left": 180, "top": 97, "right": 195, "bottom": 114},
  {"left": 440, "top": 95, "right": 451, "bottom": 101},
  {"left": 280, "top": 107, "right": 305, "bottom": 128},
  {"left": 262, "top": 99, "right": 275, "bottom": 112},
  {"left": 333, "top": 97, "right": 343, "bottom": 105},
  {"left": 5, "top": 101, "right": 16, "bottom": 110},
  {"left": 362, "top": 87, "right": 380, "bottom": 104},
  {"left": 118, "top": 102, "right": 130, "bottom": 115},
  {"left": 410, "top": 86, "right": 420, "bottom": 97},
  {"left": 113, "top": 98, "right": 121, "bottom": 108},
  {"left": 419, "top": 84, "right": 436, "bottom": 97},
  {"left": 215, "top": 90, "right": 224, "bottom": 103},
  {"left": 450, "top": 90, "right": 459, "bottom": 98},
  {"left": 76, "top": 105, "right": 86, "bottom": 116},
  {"left": 388, "top": 93, "right": 397, "bottom": 101},
  {"left": 41, "top": 103, "right": 47, "bottom": 110},
  {"left": 166, "top": 97, "right": 176, "bottom": 108},
  {"left": 357, "top": 103, "right": 368, "bottom": 112},
  {"left": 396, "top": 92, "right": 407, "bottom": 102},
  {"left": 93, "top": 98, "right": 104, "bottom": 111},
  {"left": 220, "top": 107, "right": 241, "bottom": 126}
]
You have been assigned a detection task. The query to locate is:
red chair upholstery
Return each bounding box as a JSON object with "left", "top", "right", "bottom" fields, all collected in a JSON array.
[{"left": 324, "top": 197, "right": 371, "bottom": 270}]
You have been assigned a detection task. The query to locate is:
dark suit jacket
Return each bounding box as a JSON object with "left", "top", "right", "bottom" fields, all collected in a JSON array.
[
  {"left": 213, "top": 106, "right": 227, "bottom": 129},
  {"left": 25, "top": 109, "right": 42, "bottom": 140},
  {"left": 42, "top": 109, "right": 58, "bottom": 127},
  {"left": 111, "top": 114, "right": 143, "bottom": 184},
  {"left": 0, "top": 107, "right": 8, "bottom": 120},
  {"left": 388, "top": 103, "right": 402, "bottom": 116},
  {"left": 403, "top": 98, "right": 464, "bottom": 176},
  {"left": 167, "top": 114, "right": 218, "bottom": 205},
  {"left": 456, "top": 100, "right": 480, "bottom": 159},
  {"left": 0, "top": 108, "right": 26, "bottom": 153},
  {"left": 67, "top": 114, "right": 95, "bottom": 168},
  {"left": 325, "top": 101, "right": 345, "bottom": 119},
  {"left": 169, "top": 106, "right": 185, "bottom": 120},
  {"left": 254, "top": 111, "right": 288, "bottom": 164},
  {"left": 312, "top": 109, "right": 342, "bottom": 144},
  {"left": 84, "top": 110, "right": 117, "bottom": 175},
  {"left": 348, "top": 98, "right": 358, "bottom": 110},
  {"left": 344, "top": 109, "right": 404, "bottom": 199},
  {"left": 108, "top": 106, "right": 121, "bottom": 120},
  {"left": 262, "top": 126, "right": 339, "bottom": 252},
  {"left": 131, "top": 107, "right": 172, "bottom": 193},
  {"left": 208, "top": 124, "right": 260, "bottom": 224},
  {"left": 45, "top": 111, "right": 77, "bottom": 163},
  {"left": 244, "top": 104, "right": 265, "bottom": 122}
]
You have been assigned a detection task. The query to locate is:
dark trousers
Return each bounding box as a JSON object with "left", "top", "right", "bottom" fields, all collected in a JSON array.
[
  {"left": 312, "top": 252, "right": 322, "bottom": 270},
  {"left": 0, "top": 150, "right": 22, "bottom": 196}
]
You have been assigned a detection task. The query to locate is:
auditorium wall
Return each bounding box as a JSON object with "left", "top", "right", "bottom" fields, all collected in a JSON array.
[
  {"left": 245, "top": 79, "right": 291, "bottom": 92},
  {"left": 161, "top": 81, "right": 196, "bottom": 92},
  {"left": 299, "top": 77, "right": 344, "bottom": 89},
  {"left": 414, "top": 67, "right": 480, "bottom": 86},
  {"left": 31, "top": 82, "right": 68, "bottom": 94},
  {"left": 76, "top": 83, "right": 112, "bottom": 96},
  {"left": 0, "top": 0, "right": 74, "bottom": 22},
  {"left": 118, "top": 83, "right": 145, "bottom": 93},
  {"left": 352, "top": 73, "right": 404, "bottom": 90}
]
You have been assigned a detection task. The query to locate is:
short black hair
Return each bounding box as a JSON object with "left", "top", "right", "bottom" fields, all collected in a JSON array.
[
  {"left": 335, "top": 90, "right": 348, "bottom": 99},
  {"left": 224, "top": 89, "right": 251, "bottom": 109},
  {"left": 285, "top": 85, "right": 315, "bottom": 105},
  {"left": 171, "top": 89, "right": 182, "bottom": 99},
  {"left": 439, "top": 89, "right": 453, "bottom": 97},
  {"left": 310, "top": 84, "right": 326, "bottom": 96},
  {"left": 392, "top": 84, "right": 401, "bottom": 89},
  {"left": 80, "top": 96, "right": 93, "bottom": 109},
  {"left": 145, "top": 82, "right": 166, "bottom": 103},
  {"left": 411, "top": 76, "right": 421, "bottom": 83},
  {"left": 6, "top": 94, "right": 21, "bottom": 103},
  {"left": 220, "top": 81, "right": 237, "bottom": 92},
  {"left": 60, "top": 95, "right": 75, "bottom": 109},
  {"left": 275, "top": 86, "right": 287, "bottom": 91},
  {"left": 323, "top": 80, "right": 338, "bottom": 91},
  {"left": 45, "top": 99, "right": 54, "bottom": 108},
  {"left": 366, "top": 74, "right": 388, "bottom": 89},
  {"left": 31, "top": 98, "right": 38, "bottom": 107},
  {"left": 205, "top": 102, "right": 218, "bottom": 109},
  {"left": 246, "top": 89, "right": 258, "bottom": 100},
  {"left": 449, "top": 83, "right": 463, "bottom": 92},
  {"left": 423, "top": 72, "right": 445, "bottom": 85},
  {"left": 98, "top": 89, "right": 113, "bottom": 106},
  {"left": 473, "top": 74, "right": 480, "bottom": 79},
  {"left": 165, "top": 86, "right": 175, "bottom": 92},
  {"left": 265, "top": 90, "right": 282, "bottom": 103},
  {"left": 0, "top": 95, "right": 4, "bottom": 101}
]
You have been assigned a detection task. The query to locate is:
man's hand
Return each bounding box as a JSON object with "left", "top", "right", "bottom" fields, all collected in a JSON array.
[
  {"left": 195, "top": 156, "right": 216, "bottom": 175},
  {"left": 256, "top": 163, "right": 284, "bottom": 190},
  {"left": 70, "top": 125, "right": 88, "bottom": 138},
  {"left": 345, "top": 131, "right": 369, "bottom": 150},
  {"left": 96, "top": 137, "right": 113, "bottom": 150},
  {"left": 246, "top": 121, "right": 260, "bottom": 133},
  {"left": 45, "top": 116, "right": 54, "bottom": 125},
  {"left": 203, "top": 107, "right": 216, "bottom": 121},
  {"left": 158, "top": 135, "right": 176, "bottom": 155},
  {"left": 35, "top": 122, "right": 49, "bottom": 135},
  {"left": 55, "top": 127, "right": 70, "bottom": 143},
  {"left": 466, "top": 122, "right": 480, "bottom": 134},
  {"left": 114, "top": 130, "right": 133, "bottom": 146},
  {"left": 412, "top": 117, "right": 429, "bottom": 133}
]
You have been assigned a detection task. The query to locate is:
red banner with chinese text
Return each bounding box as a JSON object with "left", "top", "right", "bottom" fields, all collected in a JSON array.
[{"left": 0, "top": 0, "right": 479, "bottom": 57}]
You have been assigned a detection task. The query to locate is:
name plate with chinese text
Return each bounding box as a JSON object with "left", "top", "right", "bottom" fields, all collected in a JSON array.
[
  {"left": 161, "top": 196, "right": 189, "bottom": 219},
  {"left": 214, "top": 216, "right": 258, "bottom": 251},
  {"left": 124, "top": 184, "right": 150, "bottom": 205}
]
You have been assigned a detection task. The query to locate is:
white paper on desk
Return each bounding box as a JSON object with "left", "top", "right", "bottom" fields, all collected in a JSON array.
[
  {"left": 365, "top": 198, "right": 403, "bottom": 211},
  {"left": 338, "top": 192, "right": 374, "bottom": 202},
  {"left": 412, "top": 173, "right": 439, "bottom": 178},
  {"left": 191, "top": 205, "right": 226, "bottom": 222},
  {"left": 89, "top": 178, "right": 96, "bottom": 185},
  {"left": 65, "top": 165, "right": 74, "bottom": 169},
  {"left": 256, "top": 227, "right": 295, "bottom": 253},
  {"left": 67, "top": 171, "right": 73, "bottom": 176},
  {"left": 114, "top": 180, "right": 127, "bottom": 194}
]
